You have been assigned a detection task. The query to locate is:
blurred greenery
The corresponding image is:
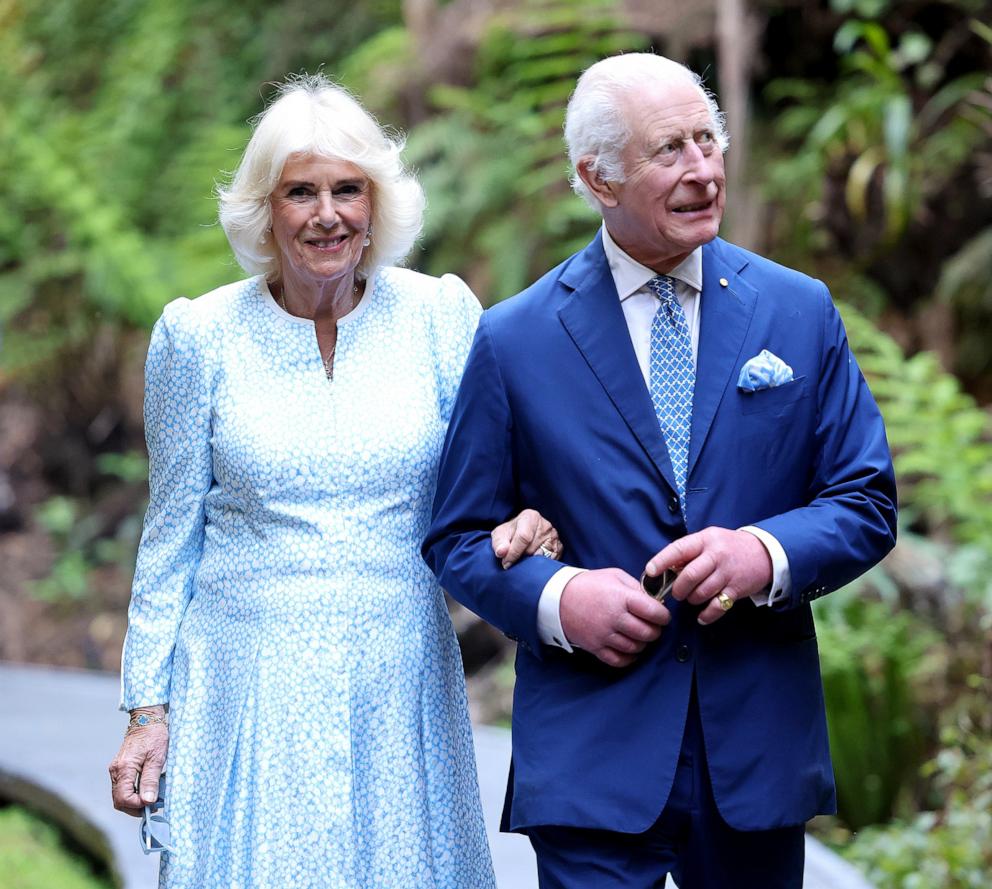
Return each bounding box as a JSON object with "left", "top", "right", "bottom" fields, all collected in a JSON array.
[
  {"left": 821, "top": 295, "right": 992, "bottom": 845},
  {"left": 763, "top": 0, "right": 992, "bottom": 392},
  {"left": 401, "top": 2, "right": 643, "bottom": 296},
  {"left": 816, "top": 585, "right": 941, "bottom": 829},
  {"left": 833, "top": 669, "right": 992, "bottom": 888},
  {"left": 842, "top": 301, "right": 992, "bottom": 558},
  {"left": 1, "top": 0, "right": 991, "bottom": 882},
  {"left": 0, "top": 806, "right": 113, "bottom": 889}
]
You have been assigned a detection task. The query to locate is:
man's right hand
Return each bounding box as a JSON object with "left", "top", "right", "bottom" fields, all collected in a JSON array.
[{"left": 560, "top": 569, "right": 671, "bottom": 668}]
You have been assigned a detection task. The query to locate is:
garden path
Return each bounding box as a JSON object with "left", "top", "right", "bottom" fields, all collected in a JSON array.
[{"left": 0, "top": 663, "right": 874, "bottom": 889}]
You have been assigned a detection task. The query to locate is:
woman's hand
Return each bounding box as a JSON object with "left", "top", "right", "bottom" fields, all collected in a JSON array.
[
  {"left": 109, "top": 706, "right": 169, "bottom": 817},
  {"left": 491, "top": 508, "right": 563, "bottom": 569}
]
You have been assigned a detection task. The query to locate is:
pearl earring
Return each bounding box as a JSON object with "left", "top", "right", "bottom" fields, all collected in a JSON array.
[{"left": 363, "top": 225, "right": 373, "bottom": 247}]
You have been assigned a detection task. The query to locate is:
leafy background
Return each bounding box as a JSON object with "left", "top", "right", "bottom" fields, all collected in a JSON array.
[{"left": 1, "top": 0, "right": 990, "bottom": 886}]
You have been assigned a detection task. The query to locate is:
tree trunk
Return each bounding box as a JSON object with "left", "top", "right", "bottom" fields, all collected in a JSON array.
[{"left": 715, "top": 0, "right": 762, "bottom": 249}]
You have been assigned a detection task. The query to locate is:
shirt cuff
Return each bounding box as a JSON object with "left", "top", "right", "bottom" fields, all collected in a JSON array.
[
  {"left": 537, "top": 566, "right": 587, "bottom": 652},
  {"left": 739, "top": 526, "right": 791, "bottom": 607}
]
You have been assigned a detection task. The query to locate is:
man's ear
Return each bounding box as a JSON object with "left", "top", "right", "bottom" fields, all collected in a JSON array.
[{"left": 576, "top": 157, "right": 619, "bottom": 208}]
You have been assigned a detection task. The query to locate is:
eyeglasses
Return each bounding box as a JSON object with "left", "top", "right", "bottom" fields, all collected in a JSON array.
[
  {"left": 640, "top": 567, "right": 677, "bottom": 601},
  {"left": 138, "top": 773, "right": 174, "bottom": 855}
]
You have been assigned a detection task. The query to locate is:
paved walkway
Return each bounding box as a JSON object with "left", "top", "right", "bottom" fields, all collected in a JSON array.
[{"left": 0, "top": 662, "right": 874, "bottom": 888}]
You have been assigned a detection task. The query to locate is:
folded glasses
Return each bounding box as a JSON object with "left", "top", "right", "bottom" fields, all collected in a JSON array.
[
  {"left": 138, "top": 772, "right": 174, "bottom": 855},
  {"left": 640, "top": 567, "right": 677, "bottom": 601}
]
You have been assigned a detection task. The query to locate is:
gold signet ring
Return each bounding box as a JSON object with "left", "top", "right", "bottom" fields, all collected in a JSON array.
[{"left": 716, "top": 591, "right": 734, "bottom": 611}]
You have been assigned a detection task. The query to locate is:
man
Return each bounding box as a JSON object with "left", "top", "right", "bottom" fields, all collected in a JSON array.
[{"left": 424, "top": 53, "right": 896, "bottom": 889}]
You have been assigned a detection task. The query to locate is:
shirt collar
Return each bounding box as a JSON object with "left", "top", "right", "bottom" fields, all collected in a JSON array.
[{"left": 601, "top": 224, "right": 703, "bottom": 301}]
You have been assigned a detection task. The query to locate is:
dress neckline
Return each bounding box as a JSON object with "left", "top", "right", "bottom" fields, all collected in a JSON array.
[{"left": 258, "top": 273, "right": 375, "bottom": 327}]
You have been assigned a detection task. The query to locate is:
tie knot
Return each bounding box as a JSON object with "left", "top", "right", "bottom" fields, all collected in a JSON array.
[{"left": 647, "top": 275, "right": 678, "bottom": 305}]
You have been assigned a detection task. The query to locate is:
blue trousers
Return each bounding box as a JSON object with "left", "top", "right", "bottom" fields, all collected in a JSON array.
[{"left": 527, "top": 680, "right": 805, "bottom": 889}]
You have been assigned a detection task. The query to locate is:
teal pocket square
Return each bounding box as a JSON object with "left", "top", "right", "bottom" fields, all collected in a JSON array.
[{"left": 737, "top": 350, "right": 794, "bottom": 391}]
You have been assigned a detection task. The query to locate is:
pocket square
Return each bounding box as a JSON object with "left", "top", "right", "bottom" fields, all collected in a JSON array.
[{"left": 737, "top": 350, "right": 794, "bottom": 392}]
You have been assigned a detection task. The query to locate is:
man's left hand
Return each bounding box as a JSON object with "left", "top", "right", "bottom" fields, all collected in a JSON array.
[{"left": 643, "top": 528, "right": 772, "bottom": 625}]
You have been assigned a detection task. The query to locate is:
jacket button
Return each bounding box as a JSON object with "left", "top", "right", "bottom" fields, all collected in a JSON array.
[
  {"left": 668, "top": 496, "right": 680, "bottom": 514},
  {"left": 676, "top": 644, "right": 690, "bottom": 663}
]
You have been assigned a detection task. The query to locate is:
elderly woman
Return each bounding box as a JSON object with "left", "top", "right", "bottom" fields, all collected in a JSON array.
[{"left": 108, "top": 74, "right": 560, "bottom": 888}]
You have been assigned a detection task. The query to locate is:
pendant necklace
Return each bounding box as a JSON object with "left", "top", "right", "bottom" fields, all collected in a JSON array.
[{"left": 276, "top": 282, "right": 361, "bottom": 380}]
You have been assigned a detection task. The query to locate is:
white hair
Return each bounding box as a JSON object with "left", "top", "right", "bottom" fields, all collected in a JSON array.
[
  {"left": 564, "top": 54, "right": 729, "bottom": 211},
  {"left": 218, "top": 73, "right": 425, "bottom": 281}
]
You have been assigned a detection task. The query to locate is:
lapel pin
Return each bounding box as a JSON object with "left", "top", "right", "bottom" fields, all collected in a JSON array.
[{"left": 719, "top": 277, "right": 729, "bottom": 287}]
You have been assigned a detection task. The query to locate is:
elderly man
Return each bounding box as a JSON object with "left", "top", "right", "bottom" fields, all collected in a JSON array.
[{"left": 424, "top": 53, "right": 896, "bottom": 888}]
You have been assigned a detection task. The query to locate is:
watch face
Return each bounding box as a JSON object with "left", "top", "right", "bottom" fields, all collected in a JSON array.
[{"left": 640, "top": 568, "right": 677, "bottom": 601}]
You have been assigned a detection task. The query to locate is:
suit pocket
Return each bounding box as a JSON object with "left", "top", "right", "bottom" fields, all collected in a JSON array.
[
  {"left": 760, "top": 603, "right": 817, "bottom": 644},
  {"left": 738, "top": 376, "right": 808, "bottom": 415}
]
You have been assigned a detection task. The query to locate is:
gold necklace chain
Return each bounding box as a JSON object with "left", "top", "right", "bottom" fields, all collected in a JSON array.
[{"left": 275, "top": 282, "right": 361, "bottom": 380}]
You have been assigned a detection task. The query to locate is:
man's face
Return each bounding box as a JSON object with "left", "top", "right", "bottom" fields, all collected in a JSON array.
[{"left": 601, "top": 80, "right": 726, "bottom": 272}]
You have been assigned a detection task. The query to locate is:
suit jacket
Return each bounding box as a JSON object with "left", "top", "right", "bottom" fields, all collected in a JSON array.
[{"left": 423, "top": 234, "right": 897, "bottom": 834}]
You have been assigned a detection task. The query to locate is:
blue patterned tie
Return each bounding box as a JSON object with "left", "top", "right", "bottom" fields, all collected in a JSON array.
[{"left": 647, "top": 275, "right": 694, "bottom": 517}]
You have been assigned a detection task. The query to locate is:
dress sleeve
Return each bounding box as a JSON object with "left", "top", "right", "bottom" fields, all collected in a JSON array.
[
  {"left": 120, "top": 299, "right": 214, "bottom": 710},
  {"left": 431, "top": 274, "right": 483, "bottom": 425}
]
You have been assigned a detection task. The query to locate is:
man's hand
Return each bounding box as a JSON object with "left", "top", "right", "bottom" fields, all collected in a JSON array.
[
  {"left": 491, "top": 508, "right": 563, "bottom": 569},
  {"left": 560, "top": 569, "right": 671, "bottom": 668},
  {"left": 644, "top": 527, "right": 772, "bottom": 625}
]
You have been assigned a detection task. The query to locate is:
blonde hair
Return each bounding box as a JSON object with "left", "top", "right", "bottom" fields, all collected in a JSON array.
[{"left": 218, "top": 73, "right": 425, "bottom": 281}]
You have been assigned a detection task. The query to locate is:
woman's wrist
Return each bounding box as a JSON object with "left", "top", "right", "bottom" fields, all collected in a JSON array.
[{"left": 126, "top": 704, "right": 169, "bottom": 734}]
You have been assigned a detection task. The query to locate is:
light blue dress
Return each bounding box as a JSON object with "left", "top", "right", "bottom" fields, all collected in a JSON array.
[{"left": 121, "top": 269, "right": 495, "bottom": 889}]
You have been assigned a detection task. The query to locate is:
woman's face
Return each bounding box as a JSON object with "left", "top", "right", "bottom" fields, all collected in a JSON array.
[{"left": 269, "top": 154, "right": 373, "bottom": 288}]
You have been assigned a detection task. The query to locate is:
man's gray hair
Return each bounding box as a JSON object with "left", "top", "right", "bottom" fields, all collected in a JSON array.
[
  {"left": 564, "top": 54, "right": 729, "bottom": 211},
  {"left": 218, "top": 73, "right": 425, "bottom": 281}
]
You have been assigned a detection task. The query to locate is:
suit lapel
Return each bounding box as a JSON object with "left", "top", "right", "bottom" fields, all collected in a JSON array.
[
  {"left": 558, "top": 236, "right": 678, "bottom": 496},
  {"left": 688, "top": 240, "right": 758, "bottom": 477}
]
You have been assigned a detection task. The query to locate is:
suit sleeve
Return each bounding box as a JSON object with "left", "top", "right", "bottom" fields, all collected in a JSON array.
[
  {"left": 120, "top": 299, "right": 213, "bottom": 709},
  {"left": 753, "top": 284, "right": 897, "bottom": 609},
  {"left": 423, "top": 311, "right": 564, "bottom": 654}
]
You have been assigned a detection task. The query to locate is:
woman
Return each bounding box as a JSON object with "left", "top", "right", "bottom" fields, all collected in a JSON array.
[{"left": 109, "top": 74, "right": 560, "bottom": 888}]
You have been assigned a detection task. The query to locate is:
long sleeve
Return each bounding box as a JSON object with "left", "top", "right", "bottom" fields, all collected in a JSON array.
[
  {"left": 120, "top": 299, "right": 214, "bottom": 709},
  {"left": 430, "top": 274, "right": 483, "bottom": 425},
  {"left": 424, "top": 312, "right": 565, "bottom": 655},
  {"left": 753, "top": 285, "right": 897, "bottom": 608}
]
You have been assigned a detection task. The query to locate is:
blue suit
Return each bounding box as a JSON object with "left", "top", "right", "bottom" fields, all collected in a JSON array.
[{"left": 424, "top": 234, "right": 896, "bottom": 840}]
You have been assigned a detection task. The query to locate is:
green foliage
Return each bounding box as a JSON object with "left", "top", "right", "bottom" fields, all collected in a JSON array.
[
  {"left": 337, "top": 26, "right": 415, "bottom": 117},
  {"left": 763, "top": 0, "right": 992, "bottom": 380},
  {"left": 344, "top": 0, "right": 645, "bottom": 301},
  {"left": 0, "top": 0, "right": 403, "bottom": 380},
  {"left": 840, "top": 299, "right": 992, "bottom": 566},
  {"left": 0, "top": 806, "right": 113, "bottom": 889},
  {"left": 31, "top": 497, "right": 99, "bottom": 603},
  {"left": 816, "top": 583, "right": 941, "bottom": 828},
  {"left": 935, "top": 216, "right": 992, "bottom": 383},
  {"left": 30, "top": 460, "right": 145, "bottom": 604},
  {"left": 767, "top": 19, "right": 987, "bottom": 245},
  {"left": 96, "top": 452, "right": 149, "bottom": 485},
  {"left": 840, "top": 705, "right": 992, "bottom": 888},
  {"left": 1, "top": 0, "right": 204, "bottom": 329},
  {"left": 815, "top": 296, "right": 992, "bottom": 831}
]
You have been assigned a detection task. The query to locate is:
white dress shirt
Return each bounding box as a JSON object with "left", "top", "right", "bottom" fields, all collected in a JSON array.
[{"left": 536, "top": 226, "right": 792, "bottom": 651}]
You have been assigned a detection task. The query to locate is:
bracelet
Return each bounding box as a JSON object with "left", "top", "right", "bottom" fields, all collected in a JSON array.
[{"left": 127, "top": 712, "right": 168, "bottom": 732}]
